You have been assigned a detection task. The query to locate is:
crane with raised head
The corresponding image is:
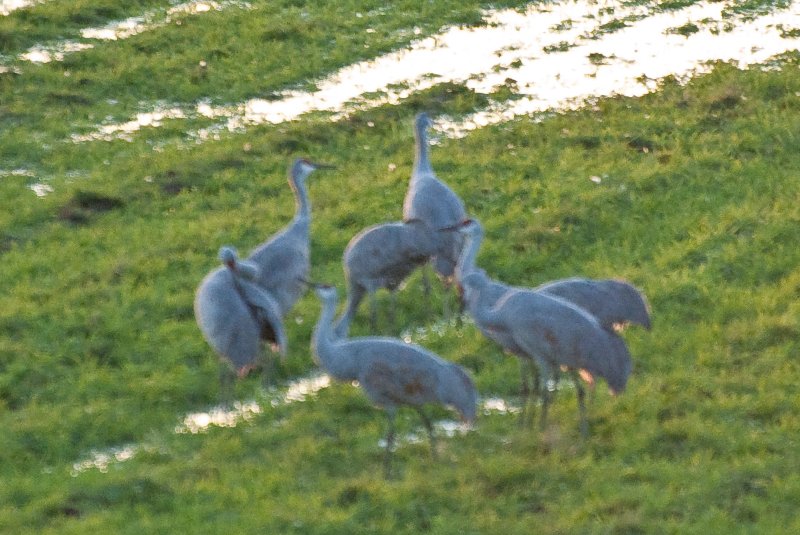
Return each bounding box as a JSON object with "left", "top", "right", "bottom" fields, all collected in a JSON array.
[
  {"left": 335, "top": 218, "right": 438, "bottom": 337},
  {"left": 402, "top": 112, "right": 468, "bottom": 313},
  {"left": 247, "top": 158, "right": 334, "bottom": 316},
  {"left": 195, "top": 246, "right": 287, "bottom": 396},
  {"left": 310, "top": 282, "right": 477, "bottom": 478}
]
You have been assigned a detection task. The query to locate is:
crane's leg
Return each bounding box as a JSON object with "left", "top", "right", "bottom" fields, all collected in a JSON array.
[
  {"left": 219, "top": 364, "right": 236, "bottom": 404},
  {"left": 368, "top": 290, "right": 378, "bottom": 332},
  {"left": 518, "top": 359, "right": 541, "bottom": 428},
  {"left": 538, "top": 363, "right": 555, "bottom": 432},
  {"left": 421, "top": 264, "right": 432, "bottom": 304},
  {"left": 383, "top": 412, "right": 397, "bottom": 479},
  {"left": 388, "top": 290, "right": 398, "bottom": 333},
  {"left": 517, "top": 359, "right": 533, "bottom": 427},
  {"left": 570, "top": 369, "right": 589, "bottom": 438},
  {"left": 441, "top": 281, "right": 452, "bottom": 321},
  {"left": 259, "top": 351, "right": 276, "bottom": 388},
  {"left": 415, "top": 407, "right": 437, "bottom": 459}
]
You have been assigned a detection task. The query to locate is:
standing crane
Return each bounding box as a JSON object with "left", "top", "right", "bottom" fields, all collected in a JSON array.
[
  {"left": 461, "top": 270, "right": 632, "bottom": 437},
  {"left": 402, "top": 112, "right": 468, "bottom": 315},
  {"left": 335, "top": 218, "right": 439, "bottom": 337},
  {"left": 455, "top": 219, "right": 636, "bottom": 436},
  {"left": 309, "top": 282, "right": 477, "bottom": 478},
  {"left": 455, "top": 219, "right": 651, "bottom": 333},
  {"left": 194, "top": 246, "right": 287, "bottom": 397},
  {"left": 247, "top": 158, "right": 334, "bottom": 315}
]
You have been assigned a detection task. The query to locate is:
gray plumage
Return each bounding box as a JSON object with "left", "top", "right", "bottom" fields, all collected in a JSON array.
[
  {"left": 456, "top": 219, "right": 651, "bottom": 332},
  {"left": 311, "top": 283, "right": 477, "bottom": 477},
  {"left": 536, "top": 277, "right": 651, "bottom": 331},
  {"left": 335, "top": 218, "right": 438, "bottom": 337},
  {"left": 247, "top": 158, "right": 333, "bottom": 316},
  {"left": 456, "top": 219, "right": 634, "bottom": 436},
  {"left": 402, "top": 112, "right": 467, "bottom": 281},
  {"left": 194, "top": 246, "right": 287, "bottom": 381}
]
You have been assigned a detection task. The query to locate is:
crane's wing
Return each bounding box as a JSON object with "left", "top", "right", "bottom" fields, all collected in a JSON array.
[
  {"left": 233, "top": 277, "right": 288, "bottom": 358},
  {"left": 501, "top": 290, "right": 632, "bottom": 393},
  {"left": 354, "top": 343, "right": 440, "bottom": 408},
  {"left": 537, "top": 278, "right": 651, "bottom": 331},
  {"left": 194, "top": 268, "right": 262, "bottom": 371}
]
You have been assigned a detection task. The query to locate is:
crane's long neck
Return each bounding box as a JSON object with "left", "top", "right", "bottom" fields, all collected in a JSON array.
[
  {"left": 290, "top": 174, "right": 311, "bottom": 231},
  {"left": 312, "top": 294, "right": 359, "bottom": 380},
  {"left": 456, "top": 229, "right": 482, "bottom": 281},
  {"left": 412, "top": 119, "right": 433, "bottom": 178}
]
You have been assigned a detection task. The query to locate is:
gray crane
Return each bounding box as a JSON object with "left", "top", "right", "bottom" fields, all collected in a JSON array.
[
  {"left": 334, "top": 218, "right": 439, "bottom": 337},
  {"left": 247, "top": 158, "right": 334, "bottom": 316},
  {"left": 455, "top": 220, "right": 636, "bottom": 436},
  {"left": 455, "top": 219, "right": 651, "bottom": 333},
  {"left": 402, "top": 112, "right": 468, "bottom": 312},
  {"left": 310, "top": 282, "right": 477, "bottom": 477},
  {"left": 194, "top": 246, "right": 287, "bottom": 395}
]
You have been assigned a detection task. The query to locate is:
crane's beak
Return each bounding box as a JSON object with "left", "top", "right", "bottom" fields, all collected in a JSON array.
[
  {"left": 300, "top": 278, "right": 333, "bottom": 291},
  {"left": 438, "top": 219, "right": 473, "bottom": 232},
  {"left": 311, "top": 162, "right": 336, "bottom": 171}
]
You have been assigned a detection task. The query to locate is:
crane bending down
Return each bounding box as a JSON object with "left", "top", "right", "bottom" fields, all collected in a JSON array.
[
  {"left": 402, "top": 112, "right": 468, "bottom": 313},
  {"left": 247, "top": 158, "right": 334, "bottom": 316},
  {"left": 194, "top": 246, "right": 287, "bottom": 395},
  {"left": 335, "top": 218, "right": 439, "bottom": 337},
  {"left": 455, "top": 219, "right": 651, "bottom": 334},
  {"left": 310, "top": 283, "right": 477, "bottom": 478},
  {"left": 455, "top": 219, "right": 637, "bottom": 435}
]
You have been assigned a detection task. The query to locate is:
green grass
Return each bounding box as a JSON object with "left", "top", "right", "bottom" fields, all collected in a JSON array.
[{"left": 2, "top": 1, "right": 800, "bottom": 533}]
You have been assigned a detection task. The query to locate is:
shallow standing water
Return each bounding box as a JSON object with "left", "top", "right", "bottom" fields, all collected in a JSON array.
[{"left": 55, "top": 0, "right": 800, "bottom": 143}]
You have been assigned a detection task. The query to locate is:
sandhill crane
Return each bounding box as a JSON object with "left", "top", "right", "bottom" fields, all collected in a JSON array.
[
  {"left": 310, "top": 283, "right": 477, "bottom": 477},
  {"left": 335, "top": 218, "right": 439, "bottom": 337},
  {"left": 461, "top": 271, "right": 631, "bottom": 436},
  {"left": 247, "top": 158, "right": 334, "bottom": 315},
  {"left": 455, "top": 219, "right": 636, "bottom": 435},
  {"left": 194, "top": 246, "right": 287, "bottom": 396},
  {"left": 402, "top": 112, "right": 468, "bottom": 312},
  {"left": 455, "top": 219, "right": 651, "bottom": 333}
]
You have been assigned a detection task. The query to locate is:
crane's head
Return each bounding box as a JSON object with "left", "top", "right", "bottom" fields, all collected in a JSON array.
[
  {"left": 459, "top": 268, "right": 489, "bottom": 295},
  {"left": 290, "top": 158, "right": 336, "bottom": 183},
  {"left": 415, "top": 112, "right": 433, "bottom": 131},
  {"left": 300, "top": 279, "right": 338, "bottom": 302},
  {"left": 457, "top": 218, "right": 482, "bottom": 237},
  {"left": 218, "top": 246, "right": 238, "bottom": 270},
  {"left": 219, "top": 246, "right": 260, "bottom": 280},
  {"left": 438, "top": 219, "right": 481, "bottom": 237}
]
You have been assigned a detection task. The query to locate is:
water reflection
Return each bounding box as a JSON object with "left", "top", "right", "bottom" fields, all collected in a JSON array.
[
  {"left": 67, "top": 0, "right": 800, "bottom": 143},
  {"left": 71, "top": 372, "right": 331, "bottom": 474},
  {"left": 0, "top": 0, "right": 39, "bottom": 16},
  {"left": 401, "top": 315, "right": 469, "bottom": 344},
  {"left": 175, "top": 400, "right": 262, "bottom": 434},
  {"left": 16, "top": 1, "right": 249, "bottom": 64},
  {"left": 482, "top": 397, "right": 521, "bottom": 415}
]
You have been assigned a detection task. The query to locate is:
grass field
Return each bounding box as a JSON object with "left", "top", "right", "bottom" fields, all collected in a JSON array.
[{"left": 2, "top": 1, "right": 800, "bottom": 533}]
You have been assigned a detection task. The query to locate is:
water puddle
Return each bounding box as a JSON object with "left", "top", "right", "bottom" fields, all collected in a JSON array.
[
  {"left": 72, "top": 372, "right": 331, "bottom": 475},
  {"left": 66, "top": 0, "right": 800, "bottom": 143},
  {"left": 377, "top": 396, "right": 525, "bottom": 449},
  {"left": 482, "top": 397, "right": 521, "bottom": 415},
  {"left": 15, "top": 1, "right": 250, "bottom": 64},
  {"left": 0, "top": 0, "right": 39, "bottom": 16},
  {"left": 70, "top": 367, "right": 524, "bottom": 474},
  {"left": 379, "top": 419, "right": 473, "bottom": 450},
  {"left": 401, "top": 315, "right": 470, "bottom": 344}
]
